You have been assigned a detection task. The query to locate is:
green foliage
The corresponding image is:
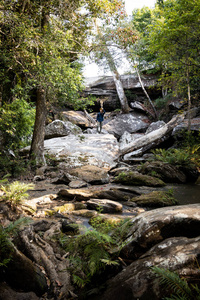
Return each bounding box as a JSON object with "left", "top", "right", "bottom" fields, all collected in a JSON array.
[
  {"left": 152, "top": 266, "right": 200, "bottom": 300},
  {"left": 0, "top": 152, "right": 29, "bottom": 177},
  {"left": 0, "top": 180, "right": 34, "bottom": 210},
  {"left": 61, "top": 228, "right": 118, "bottom": 287},
  {"left": 154, "top": 94, "right": 172, "bottom": 109},
  {"left": 152, "top": 148, "right": 195, "bottom": 167},
  {"left": 148, "top": 0, "right": 200, "bottom": 98},
  {"left": 60, "top": 218, "right": 132, "bottom": 288},
  {"left": 0, "top": 98, "right": 35, "bottom": 150}
]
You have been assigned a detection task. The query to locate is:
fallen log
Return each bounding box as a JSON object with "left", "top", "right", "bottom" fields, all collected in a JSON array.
[{"left": 120, "top": 114, "right": 185, "bottom": 157}]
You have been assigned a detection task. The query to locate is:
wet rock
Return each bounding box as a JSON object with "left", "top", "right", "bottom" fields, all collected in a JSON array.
[
  {"left": 113, "top": 171, "right": 165, "bottom": 187},
  {"left": 87, "top": 199, "right": 123, "bottom": 213}
]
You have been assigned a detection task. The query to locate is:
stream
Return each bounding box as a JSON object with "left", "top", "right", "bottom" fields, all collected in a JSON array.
[{"left": 172, "top": 183, "right": 200, "bottom": 205}]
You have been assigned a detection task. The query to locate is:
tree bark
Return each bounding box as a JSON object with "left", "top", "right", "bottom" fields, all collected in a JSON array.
[
  {"left": 105, "top": 47, "right": 130, "bottom": 113},
  {"left": 120, "top": 114, "right": 185, "bottom": 157},
  {"left": 30, "top": 87, "right": 47, "bottom": 166},
  {"left": 135, "top": 66, "right": 158, "bottom": 120}
]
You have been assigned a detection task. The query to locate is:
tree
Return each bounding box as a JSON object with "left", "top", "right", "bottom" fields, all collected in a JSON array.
[
  {"left": 0, "top": 0, "right": 124, "bottom": 165},
  {"left": 148, "top": 0, "right": 200, "bottom": 129}
]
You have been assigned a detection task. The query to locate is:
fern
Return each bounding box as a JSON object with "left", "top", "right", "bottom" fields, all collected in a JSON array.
[
  {"left": 152, "top": 266, "right": 200, "bottom": 300},
  {"left": 0, "top": 181, "right": 34, "bottom": 209}
]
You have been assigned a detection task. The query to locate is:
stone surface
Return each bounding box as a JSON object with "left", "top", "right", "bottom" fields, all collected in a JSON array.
[
  {"left": 44, "top": 133, "right": 119, "bottom": 169},
  {"left": 129, "top": 190, "right": 178, "bottom": 207},
  {"left": 113, "top": 171, "right": 165, "bottom": 187},
  {"left": 120, "top": 204, "right": 200, "bottom": 260},
  {"left": 87, "top": 199, "right": 123, "bottom": 213},
  {"left": 97, "top": 236, "right": 200, "bottom": 300},
  {"left": 104, "top": 112, "right": 150, "bottom": 138},
  {"left": 140, "top": 161, "right": 199, "bottom": 183},
  {"left": 45, "top": 119, "right": 82, "bottom": 139},
  {"left": 68, "top": 165, "right": 109, "bottom": 185},
  {"left": 61, "top": 110, "right": 91, "bottom": 128}
]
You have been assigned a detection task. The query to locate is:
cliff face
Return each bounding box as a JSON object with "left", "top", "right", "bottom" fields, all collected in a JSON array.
[{"left": 83, "top": 74, "right": 161, "bottom": 111}]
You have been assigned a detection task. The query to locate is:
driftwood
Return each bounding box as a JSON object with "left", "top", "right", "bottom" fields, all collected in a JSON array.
[{"left": 120, "top": 114, "right": 185, "bottom": 157}]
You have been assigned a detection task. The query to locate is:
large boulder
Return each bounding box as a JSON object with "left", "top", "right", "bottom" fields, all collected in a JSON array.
[
  {"left": 45, "top": 119, "right": 82, "bottom": 139},
  {"left": 113, "top": 171, "right": 165, "bottom": 187},
  {"left": 104, "top": 112, "right": 150, "bottom": 138},
  {"left": 61, "top": 110, "right": 91, "bottom": 128},
  {"left": 97, "top": 236, "right": 200, "bottom": 300},
  {"left": 129, "top": 190, "right": 178, "bottom": 208},
  {"left": 120, "top": 204, "right": 200, "bottom": 260},
  {"left": 140, "top": 161, "right": 199, "bottom": 183},
  {"left": 68, "top": 165, "right": 109, "bottom": 185},
  {"left": 44, "top": 133, "right": 119, "bottom": 169}
]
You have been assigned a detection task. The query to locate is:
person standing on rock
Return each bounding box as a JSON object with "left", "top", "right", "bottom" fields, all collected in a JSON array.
[{"left": 96, "top": 108, "right": 105, "bottom": 133}]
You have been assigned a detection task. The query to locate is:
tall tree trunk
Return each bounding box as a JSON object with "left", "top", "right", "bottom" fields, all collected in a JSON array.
[
  {"left": 30, "top": 87, "right": 47, "bottom": 166},
  {"left": 105, "top": 47, "right": 130, "bottom": 113},
  {"left": 186, "top": 67, "right": 191, "bottom": 132},
  {"left": 135, "top": 66, "right": 158, "bottom": 120}
]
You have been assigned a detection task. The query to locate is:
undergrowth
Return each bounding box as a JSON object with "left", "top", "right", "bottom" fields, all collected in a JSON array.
[{"left": 59, "top": 217, "right": 132, "bottom": 289}]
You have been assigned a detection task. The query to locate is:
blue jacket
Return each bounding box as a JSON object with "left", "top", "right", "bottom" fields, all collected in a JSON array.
[{"left": 96, "top": 109, "right": 105, "bottom": 122}]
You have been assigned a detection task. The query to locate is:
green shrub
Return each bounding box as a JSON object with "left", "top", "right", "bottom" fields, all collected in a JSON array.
[
  {"left": 0, "top": 180, "right": 34, "bottom": 210},
  {"left": 0, "top": 98, "right": 35, "bottom": 150},
  {"left": 152, "top": 148, "right": 195, "bottom": 167}
]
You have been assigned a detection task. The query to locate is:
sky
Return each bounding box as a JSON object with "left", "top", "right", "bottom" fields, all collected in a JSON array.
[{"left": 83, "top": 0, "right": 157, "bottom": 77}]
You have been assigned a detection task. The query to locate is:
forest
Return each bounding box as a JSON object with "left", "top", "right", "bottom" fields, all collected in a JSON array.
[{"left": 0, "top": 0, "right": 200, "bottom": 299}]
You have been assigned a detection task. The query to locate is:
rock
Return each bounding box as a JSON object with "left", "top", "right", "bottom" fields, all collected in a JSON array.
[
  {"left": 104, "top": 112, "right": 150, "bottom": 138},
  {"left": 58, "top": 188, "right": 94, "bottom": 201},
  {"left": 145, "top": 120, "right": 166, "bottom": 134},
  {"left": 140, "top": 161, "right": 199, "bottom": 183},
  {"left": 119, "top": 132, "right": 143, "bottom": 149},
  {"left": 45, "top": 119, "right": 82, "bottom": 139},
  {"left": 173, "top": 117, "right": 200, "bottom": 134},
  {"left": 61, "top": 110, "right": 91, "bottom": 128},
  {"left": 68, "top": 180, "right": 88, "bottom": 188},
  {"left": 129, "top": 190, "right": 178, "bottom": 207},
  {"left": 120, "top": 204, "right": 200, "bottom": 260},
  {"left": 61, "top": 220, "right": 80, "bottom": 234},
  {"left": 87, "top": 199, "right": 123, "bottom": 213},
  {"left": 43, "top": 133, "right": 119, "bottom": 169},
  {"left": 113, "top": 171, "right": 165, "bottom": 187},
  {"left": 71, "top": 209, "right": 98, "bottom": 218},
  {"left": 68, "top": 165, "right": 109, "bottom": 185},
  {"left": 4, "top": 247, "right": 47, "bottom": 296},
  {"left": 0, "top": 282, "right": 39, "bottom": 300},
  {"left": 97, "top": 236, "right": 200, "bottom": 300}
]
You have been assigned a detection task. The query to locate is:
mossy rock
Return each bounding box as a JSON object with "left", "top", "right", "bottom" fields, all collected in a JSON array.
[
  {"left": 130, "top": 190, "right": 178, "bottom": 207},
  {"left": 113, "top": 171, "right": 165, "bottom": 187}
]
